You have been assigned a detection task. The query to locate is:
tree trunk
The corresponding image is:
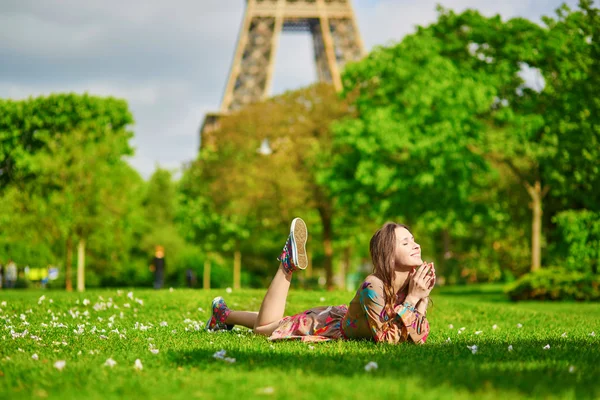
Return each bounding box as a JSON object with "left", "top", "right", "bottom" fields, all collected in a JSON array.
[
  {"left": 65, "top": 236, "right": 73, "bottom": 292},
  {"left": 203, "top": 258, "right": 211, "bottom": 290},
  {"left": 442, "top": 229, "right": 451, "bottom": 260},
  {"left": 526, "top": 180, "right": 548, "bottom": 272},
  {"left": 233, "top": 245, "right": 241, "bottom": 289},
  {"left": 311, "top": 181, "right": 334, "bottom": 289},
  {"left": 340, "top": 246, "right": 351, "bottom": 291},
  {"left": 76, "top": 238, "right": 86, "bottom": 292},
  {"left": 319, "top": 209, "right": 334, "bottom": 290}
]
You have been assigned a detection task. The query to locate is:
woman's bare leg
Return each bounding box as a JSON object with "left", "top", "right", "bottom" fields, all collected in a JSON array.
[
  {"left": 224, "top": 311, "right": 258, "bottom": 329},
  {"left": 221, "top": 264, "right": 291, "bottom": 333},
  {"left": 227, "top": 218, "right": 306, "bottom": 336},
  {"left": 253, "top": 263, "right": 293, "bottom": 336}
]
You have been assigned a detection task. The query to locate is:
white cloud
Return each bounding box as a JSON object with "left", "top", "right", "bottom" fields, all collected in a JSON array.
[{"left": 0, "top": 80, "right": 175, "bottom": 106}]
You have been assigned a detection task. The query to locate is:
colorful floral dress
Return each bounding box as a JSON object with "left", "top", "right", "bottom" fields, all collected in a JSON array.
[{"left": 269, "top": 275, "right": 430, "bottom": 344}]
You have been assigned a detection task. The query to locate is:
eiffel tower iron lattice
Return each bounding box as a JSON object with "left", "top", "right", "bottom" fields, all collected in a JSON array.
[{"left": 200, "top": 0, "right": 365, "bottom": 139}]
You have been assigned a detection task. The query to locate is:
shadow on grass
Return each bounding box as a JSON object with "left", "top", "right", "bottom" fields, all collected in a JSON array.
[{"left": 171, "top": 336, "right": 599, "bottom": 399}]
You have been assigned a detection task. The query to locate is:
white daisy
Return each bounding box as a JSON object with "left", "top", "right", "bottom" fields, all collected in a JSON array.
[
  {"left": 104, "top": 358, "right": 117, "bottom": 368},
  {"left": 134, "top": 359, "right": 143, "bottom": 370},
  {"left": 213, "top": 350, "right": 227, "bottom": 359},
  {"left": 364, "top": 361, "right": 378, "bottom": 371},
  {"left": 54, "top": 360, "right": 66, "bottom": 370}
]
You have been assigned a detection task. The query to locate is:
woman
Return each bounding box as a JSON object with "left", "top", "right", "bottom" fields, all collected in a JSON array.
[{"left": 205, "top": 218, "right": 435, "bottom": 344}]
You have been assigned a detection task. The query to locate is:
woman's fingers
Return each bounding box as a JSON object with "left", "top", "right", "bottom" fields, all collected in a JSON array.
[
  {"left": 415, "top": 263, "right": 427, "bottom": 281},
  {"left": 423, "top": 276, "right": 433, "bottom": 290},
  {"left": 431, "top": 276, "right": 437, "bottom": 289}
]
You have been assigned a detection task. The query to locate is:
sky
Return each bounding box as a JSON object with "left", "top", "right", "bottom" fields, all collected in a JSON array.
[{"left": 0, "top": 0, "right": 579, "bottom": 179}]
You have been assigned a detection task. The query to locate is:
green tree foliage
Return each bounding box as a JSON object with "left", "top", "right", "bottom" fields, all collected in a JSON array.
[
  {"left": 539, "top": 1, "right": 600, "bottom": 209},
  {"left": 0, "top": 93, "right": 133, "bottom": 189},
  {"left": 551, "top": 210, "right": 600, "bottom": 274}
]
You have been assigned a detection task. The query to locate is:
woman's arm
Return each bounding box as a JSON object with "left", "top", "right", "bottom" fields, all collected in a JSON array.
[
  {"left": 359, "top": 279, "right": 429, "bottom": 344},
  {"left": 416, "top": 297, "right": 429, "bottom": 315}
]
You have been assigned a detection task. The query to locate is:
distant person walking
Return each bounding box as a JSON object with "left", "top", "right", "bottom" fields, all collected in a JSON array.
[
  {"left": 186, "top": 268, "right": 197, "bottom": 288},
  {"left": 150, "top": 246, "right": 166, "bottom": 289},
  {"left": 5, "top": 260, "right": 17, "bottom": 289}
]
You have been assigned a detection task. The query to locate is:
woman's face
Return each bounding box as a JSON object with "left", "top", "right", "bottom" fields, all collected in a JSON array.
[{"left": 394, "top": 227, "right": 422, "bottom": 269}]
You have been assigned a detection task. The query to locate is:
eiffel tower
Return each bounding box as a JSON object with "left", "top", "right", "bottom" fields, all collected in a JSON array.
[{"left": 201, "top": 0, "right": 365, "bottom": 137}]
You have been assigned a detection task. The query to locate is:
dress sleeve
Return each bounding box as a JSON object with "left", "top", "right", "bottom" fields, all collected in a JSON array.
[{"left": 358, "top": 280, "right": 430, "bottom": 345}]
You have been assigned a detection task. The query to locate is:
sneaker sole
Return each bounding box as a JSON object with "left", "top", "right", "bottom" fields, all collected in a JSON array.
[{"left": 290, "top": 217, "right": 308, "bottom": 270}]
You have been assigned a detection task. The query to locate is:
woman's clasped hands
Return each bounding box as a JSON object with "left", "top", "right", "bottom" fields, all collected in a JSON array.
[{"left": 406, "top": 262, "right": 436, "bottom": 305}]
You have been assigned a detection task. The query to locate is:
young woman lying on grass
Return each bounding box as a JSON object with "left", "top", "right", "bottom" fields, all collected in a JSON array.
[{"left": 205, "top": 218, "right": 435, "bottom": 344}]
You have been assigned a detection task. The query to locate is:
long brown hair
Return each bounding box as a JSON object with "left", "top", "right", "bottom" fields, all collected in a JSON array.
[{"left": 369, "top": 222, "right": 410, "bottom": 323}]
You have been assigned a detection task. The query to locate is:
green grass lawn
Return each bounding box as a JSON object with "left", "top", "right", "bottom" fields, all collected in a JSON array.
[{"left": 0, "top": 285, "right": 598, "bottom": 400}]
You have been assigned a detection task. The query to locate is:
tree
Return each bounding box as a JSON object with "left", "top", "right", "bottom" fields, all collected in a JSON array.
[{"left": 0, "top": 94, "right": 134, "bottom": 290}]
